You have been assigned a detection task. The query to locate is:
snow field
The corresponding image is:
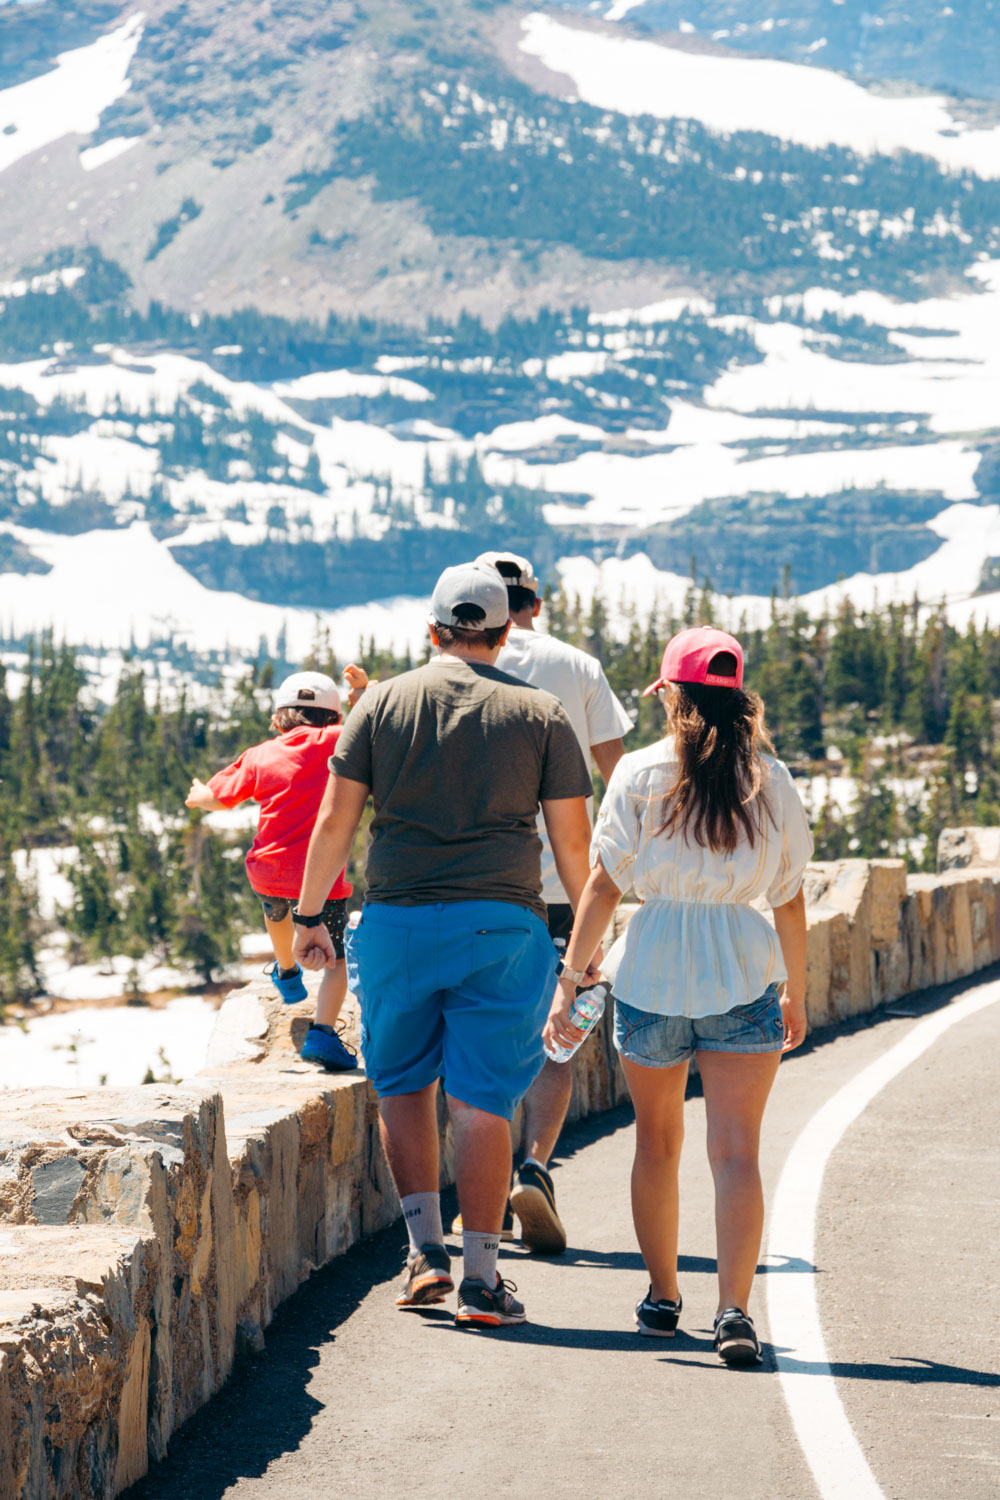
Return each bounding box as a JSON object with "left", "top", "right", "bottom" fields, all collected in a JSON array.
[
  {"left": 0, "top": 14, "right": 144, "bottom": 178},
  {"left": 4, "top": 260, "right": 1000, "bottom": 656},
  {"left": 0, "top": 517, "right": 435, "bottom": 658},
  {"left": 487, "top": 437, "right": 980, "bottom": 531},
  {"left": 0, "top": 995, "right": 218, "bottom": 1090},
  {"left": 555, "top": 500, "right": 1000, "bottom": 636},
  {"left": 518, "top": 12, "right": 1000, "bottom": 178}
]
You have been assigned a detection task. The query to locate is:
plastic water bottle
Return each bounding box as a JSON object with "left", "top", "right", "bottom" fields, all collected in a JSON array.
[{"left": 544, "top": 984, "right": 609, "bottom": 1064}]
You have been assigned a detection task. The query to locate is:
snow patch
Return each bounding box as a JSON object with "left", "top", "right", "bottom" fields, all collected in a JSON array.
[
  {"left": 0, "top": 15, "right": 144, "bottom": 178},
  {"left": 273, "top": 371, "right": 432, "bottom": 403},
  {"left": 0, "top": 996, "right": 217, "bottom": 1089},
  {"left": 556, "top": 502, "right": 1000, "bottom": 633},
  {"left": 519, "top": 13, "right": 1000, "bottom": 178},
  {"left": 79, "top": 135, "right": 141, "bottom": 171}
]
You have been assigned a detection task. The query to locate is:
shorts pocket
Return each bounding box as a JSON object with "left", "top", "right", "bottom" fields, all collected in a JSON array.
[
  {"left": 614, "top": 999, "right": 662, "bottom": 1048},
  {"left": 728, "top": 986, "right": 783, "bottom": 1042},
  {"left": 471, "top": 925, "right": 533, "bottom": 979}
]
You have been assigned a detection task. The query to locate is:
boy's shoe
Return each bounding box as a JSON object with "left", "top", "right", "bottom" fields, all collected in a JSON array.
[
  {"left": 634, "top": 1288, "right": 683, "bottom": 1338},
  {"left": 455, "top": 1274, "right": 527, "bottom": 1328},
  {"left": 395, "top": 1245, "right": 454, "bottom": 1308},
  {"left": 300, "top": 1023, "right": 358, "bottom": 1072},
  {"left": 510, "top": 1162, "right": 566, "bottom": 1254},
  {"left": 265, "top": 962, "right": 307, "bottom": 1003},
  {"left": 713, "top": 1307, "right": 762, "bottom": 1367},
  {"left": 450, "top": 1201, "right": 515, "bottom": 1241}
]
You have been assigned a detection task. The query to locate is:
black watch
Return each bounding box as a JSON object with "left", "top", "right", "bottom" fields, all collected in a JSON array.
[{"left": 292, "top": 910, "right": 325, "bottom": 928}]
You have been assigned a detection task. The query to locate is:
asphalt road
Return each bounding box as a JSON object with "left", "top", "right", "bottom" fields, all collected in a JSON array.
[{"left": 126, "top": 973, "right": 1000, "bottom": 1500}]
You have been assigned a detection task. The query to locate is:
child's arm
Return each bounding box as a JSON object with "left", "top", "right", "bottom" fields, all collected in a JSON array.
[
  {"left": 186, "top": 777, "right": 227, "bottom": 812},
  {"left": 343, "top": 664, "right": 372, "bottom": 709}
]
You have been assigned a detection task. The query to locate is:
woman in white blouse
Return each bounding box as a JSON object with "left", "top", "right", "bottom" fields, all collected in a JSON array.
[{"left": 544, "top": 626, "right": 812, "bottom": 1366}]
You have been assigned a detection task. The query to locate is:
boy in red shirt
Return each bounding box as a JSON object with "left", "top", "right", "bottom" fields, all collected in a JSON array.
[{"left": 186, "top": 669, "right": 365, "bottom": 1071}]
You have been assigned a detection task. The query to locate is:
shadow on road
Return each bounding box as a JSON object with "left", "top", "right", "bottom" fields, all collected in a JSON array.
[
  {"left": 123, "top": 1103, "right": 639, "bottom": 1499},
  {"left": 123, "top": 1184, "right": 465, "bottom": 1500},
  {"left": 774, "top": 1355, "right": 1000, "bottom": 1386}
]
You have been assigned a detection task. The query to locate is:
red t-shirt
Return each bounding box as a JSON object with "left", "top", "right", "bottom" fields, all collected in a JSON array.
[{"left": 208, "top": 724, "right": 352, "bottom": 901}]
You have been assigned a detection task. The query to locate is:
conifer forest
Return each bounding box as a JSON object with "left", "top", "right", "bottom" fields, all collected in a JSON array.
[{"left": 3, "top": 587, "right": 999, "bottom": 1009}]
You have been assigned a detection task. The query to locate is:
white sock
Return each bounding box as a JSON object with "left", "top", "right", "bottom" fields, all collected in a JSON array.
[
  {"left": 401, "top": 1192, "right": 443, "bottom": 1255},
  {"left": 462, "top": 1230, "right": 500, "bottom": 1287},
  {"left": 522, "top": 1156, "right": 547, "bottom": 1173}
]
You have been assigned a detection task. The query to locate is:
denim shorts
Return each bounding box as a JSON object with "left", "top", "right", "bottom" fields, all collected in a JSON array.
[
  {"left": 614, "top": 984, "right": 784, "bottom": 1068},
  {"left": 345, "top": 900, "right": 559, "bottom": 1119},
  {"left": 252, "top": 891, "right": 347, "bottom": 958}
]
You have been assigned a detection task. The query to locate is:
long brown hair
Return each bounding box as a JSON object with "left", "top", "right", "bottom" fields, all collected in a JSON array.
[{"left": 659, "top": 674, "right": 774, "bottom": 853}]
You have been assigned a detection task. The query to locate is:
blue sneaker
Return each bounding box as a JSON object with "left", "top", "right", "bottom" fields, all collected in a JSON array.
[
  {"left": 265, "top": 963, "right": 308, "bottom": 1003},
  {"left": 300, "top": 1023, "right": 358, "bottom": 1072}
]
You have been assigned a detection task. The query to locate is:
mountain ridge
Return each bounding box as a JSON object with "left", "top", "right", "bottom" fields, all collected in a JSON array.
[{"left": 2, "top": 0, "right": 1000, "bottom": 658}]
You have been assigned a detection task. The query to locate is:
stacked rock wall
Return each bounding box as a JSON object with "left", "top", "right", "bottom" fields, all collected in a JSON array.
[{"left": 1, "top": 840, "right": 999, "bottom": 1496}]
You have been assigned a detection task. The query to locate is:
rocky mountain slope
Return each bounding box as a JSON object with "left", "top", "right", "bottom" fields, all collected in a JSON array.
[{"left": 1, "top": 0, "right": 1000, "bottom": 658}]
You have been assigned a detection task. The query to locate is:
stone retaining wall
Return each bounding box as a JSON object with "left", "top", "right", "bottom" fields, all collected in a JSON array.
[{"left": 2, "top": 842, "right": 999, "bottom": 1497}]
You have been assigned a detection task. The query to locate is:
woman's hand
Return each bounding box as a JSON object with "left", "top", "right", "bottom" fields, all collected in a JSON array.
[
  {"left": 584, "top": 946, "right": 604, "bottom": 984},
  {"left": 780, "top": 987, "right": 807, "bottom": 1052},
  {"left": 543, "top": 976, "right": 586, "bottom": 1053}
]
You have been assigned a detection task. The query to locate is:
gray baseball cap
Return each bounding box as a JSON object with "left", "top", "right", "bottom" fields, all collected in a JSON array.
[{"left": 430, "top": 561, "right": 510, "bottom": 631}]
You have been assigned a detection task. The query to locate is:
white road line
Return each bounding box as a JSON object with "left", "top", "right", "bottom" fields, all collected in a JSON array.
[{"left": 766, "top": 979, "right": 1000, "bottom": 1500}]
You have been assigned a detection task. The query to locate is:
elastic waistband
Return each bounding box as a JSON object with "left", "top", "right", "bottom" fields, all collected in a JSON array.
[
  {"left": 639, "top": 896, "right": 760, "bottom": 909},
  {"left": 361, "top": 899, "right": 543, "bottom": 929}
]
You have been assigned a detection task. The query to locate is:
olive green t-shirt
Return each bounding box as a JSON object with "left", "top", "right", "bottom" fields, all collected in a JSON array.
[{"left": 331, "top": 658, "right": 591, "bottom": 919}]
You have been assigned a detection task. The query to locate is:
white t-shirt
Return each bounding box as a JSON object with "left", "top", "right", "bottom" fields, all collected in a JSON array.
[{"left": 496, "top": 627, "right": 633, "bottom": 903}]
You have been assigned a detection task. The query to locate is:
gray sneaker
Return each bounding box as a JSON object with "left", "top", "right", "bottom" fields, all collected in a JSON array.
[
  {"left": 455, "top": 1275, "right": 527, "bottom": 1327},
  {"left": 394, "top": 1245, "right": 454, "bottom": 1309}
]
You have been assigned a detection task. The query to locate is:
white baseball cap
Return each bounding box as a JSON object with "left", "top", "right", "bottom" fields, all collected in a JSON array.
[
  {"left": 273, "top": 671, "right": 342, "bottom": 713},
  {"left": 430, "top": 561, "right": 510, "bottom": 631},
  {"left": 475, "top": 550, "right": 539, "bottom": 596}
]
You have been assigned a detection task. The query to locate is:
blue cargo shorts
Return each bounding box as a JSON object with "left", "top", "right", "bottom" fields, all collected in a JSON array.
[
  {"left": 614, "top": 984, "right": 784, "bottom": 1068},
  {"left": 345, "top": 900, "right": 559, "bottom": 1120}
]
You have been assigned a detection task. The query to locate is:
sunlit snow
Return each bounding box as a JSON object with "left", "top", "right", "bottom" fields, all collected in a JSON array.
[
  {"left": 487, "top": 437, "right": 980, "bottom": 530},
  {"left": 0, "top": 14, "right": 144, "bottom": 177},
  {"left": 0, "top": 996, "right": 218, "bottom": 1089},
  {"left": 557, "top": 501, "right": 1000, "bottom": 634},
  {"left": 79, "top": 135, "right": 141, "bottom": 171},
  {"left": 519, "top": 13, "right": 1000, "bottom": 178},
  {"left": 273, "top": 371, "right": 432, "bottom": 403}
]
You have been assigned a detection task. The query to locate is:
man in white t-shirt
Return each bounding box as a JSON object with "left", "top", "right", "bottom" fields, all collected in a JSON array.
[{"left": 471, "top": 549, "right": 632, "bottom": 1253}]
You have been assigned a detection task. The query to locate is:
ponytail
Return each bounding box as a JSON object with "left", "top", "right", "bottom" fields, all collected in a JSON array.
[{"left": 659, "top": 681, "right": 774, "bottom": 853}]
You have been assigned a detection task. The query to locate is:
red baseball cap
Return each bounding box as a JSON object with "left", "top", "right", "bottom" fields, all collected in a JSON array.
[{"left": 643, "top": 626, "right": 744, "bottom": 696}]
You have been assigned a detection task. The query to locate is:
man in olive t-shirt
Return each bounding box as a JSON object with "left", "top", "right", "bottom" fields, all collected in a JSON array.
[{"left": 292, "top": 561, "right": 594, "bottom": 1329}]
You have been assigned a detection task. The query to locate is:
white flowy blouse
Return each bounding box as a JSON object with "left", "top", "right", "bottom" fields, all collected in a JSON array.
[{"left": 592, "top": 739, "right": 814, "bottom": 1017}]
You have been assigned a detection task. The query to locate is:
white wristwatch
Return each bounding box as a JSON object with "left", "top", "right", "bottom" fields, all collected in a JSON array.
[{"left": 559, "top": 963, "right": 590, "bottom": 985}]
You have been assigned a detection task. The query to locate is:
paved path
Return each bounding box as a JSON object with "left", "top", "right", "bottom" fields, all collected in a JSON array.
[{"left": 127, "top": 974, "right": 1000, "bottom": 1500}]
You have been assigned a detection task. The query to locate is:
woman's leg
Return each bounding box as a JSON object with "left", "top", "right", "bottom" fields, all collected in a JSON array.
[
  {"left": 620, "top": 1055, "right": 689, "bottom": 1303},
  {"left": 315, "top": 959, "right": 347, "bottom": 1027},
  {"left": 697, "top": 1049, "right": 781, "bottom": 1315}
]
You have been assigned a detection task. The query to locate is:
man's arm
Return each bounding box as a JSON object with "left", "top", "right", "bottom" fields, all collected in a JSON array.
[
  {"left": 540, "top": 796, "right": 592, "bottom": 912},
  {"left": 590, "top": 737, "right": 625, "bottom": 784},
  {"left": 292, "top": 773, "right": 370, "bottom": 970}
]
